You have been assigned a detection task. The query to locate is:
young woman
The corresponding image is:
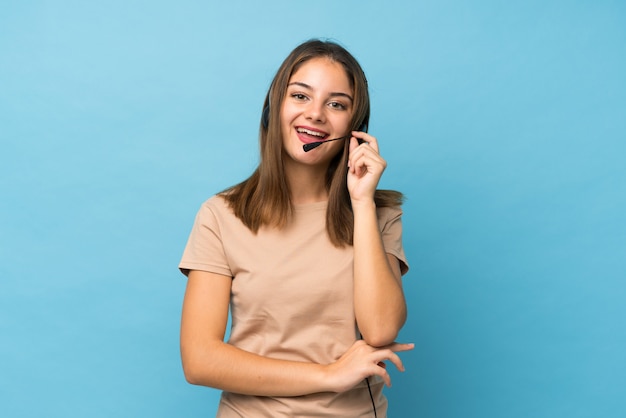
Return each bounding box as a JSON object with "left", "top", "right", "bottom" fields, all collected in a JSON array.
[{"left": 179, "top": 39, "right": 413, "bottom": 417}]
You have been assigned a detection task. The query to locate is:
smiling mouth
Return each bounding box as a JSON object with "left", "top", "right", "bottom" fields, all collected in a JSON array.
[{"left": 296, "top": 127, "right": 329, "bottom": 142}]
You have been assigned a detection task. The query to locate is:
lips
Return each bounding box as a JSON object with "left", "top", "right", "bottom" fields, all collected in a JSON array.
[{"left": 295, "top": 126, "right": 329, "bottom": 144}]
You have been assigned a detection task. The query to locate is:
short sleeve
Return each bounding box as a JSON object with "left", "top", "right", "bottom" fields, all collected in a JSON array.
[
  {"left": 378, "top": 206, "right": 409, "bottom": 276},
  {"left": 179, "top": 198, "right": 233, "bottom": 277}
]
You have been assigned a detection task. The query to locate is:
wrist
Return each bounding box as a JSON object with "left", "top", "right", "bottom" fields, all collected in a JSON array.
[
  {"left": 351, "top": 199, "right": 376, "bottom": 214},
  {"left": 316, "top": 363, "right": 338, "bottom": 393}
]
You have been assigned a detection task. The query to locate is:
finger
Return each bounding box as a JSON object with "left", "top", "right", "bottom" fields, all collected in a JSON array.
[
  {"left": 352, "top": 131, "right": 379, "bottom": 153},
  {"left": 349, "top": 136, "right": 360, "bottom": 154},
  {"left": 352, "top": 154, "right": 386, "bottom": 179},
  {"left": 350, "top": 143, "right": 386, "bottom": 171},
  {"left": 388, "top": 342, "right": 415, "bottom": 353},
  {"left": 348, "top": 151, "right": 368, "bottom": 177},
  {"left": 347, "top": 137, "right": 361, "bottom": 174},
  {"left": 371, "top": 349, "right": 405, "bottom": 372},
  {"left": 368, "top": 364, "right": 392, "bottom": 387},
  {"left": 384, "top": 351, "right": 406, "bottom": 372}
]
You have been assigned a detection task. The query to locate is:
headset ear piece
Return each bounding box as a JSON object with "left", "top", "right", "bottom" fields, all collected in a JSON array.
[{"left": 262, "top": 106, "right": 270, "bottom": 129}]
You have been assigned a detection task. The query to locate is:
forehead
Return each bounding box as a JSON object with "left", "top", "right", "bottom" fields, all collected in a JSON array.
[{"left": 288, "top": 57, "right": 352, "bottom": 92}]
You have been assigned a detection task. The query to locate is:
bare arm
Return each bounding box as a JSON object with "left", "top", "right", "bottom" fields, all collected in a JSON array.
[
  {"left": 348, "top": 132, "right": 408, "bottom": 347},
  {"left": 352, "top": 202, "right": 407, "bottom": 346},
  {"left": 180, "top": 269, "right": 411, "bottom": 396}
]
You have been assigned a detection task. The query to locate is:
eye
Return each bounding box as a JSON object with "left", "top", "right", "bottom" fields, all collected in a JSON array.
[
  {"left": 291, "top": 93, "right": 308, "bottom": 101},
  {"left": 328, "top": 101, "right": 347, "bottom": 110}
]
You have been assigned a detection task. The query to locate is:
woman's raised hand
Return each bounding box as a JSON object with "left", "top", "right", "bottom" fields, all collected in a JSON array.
[
  {"left": 323, "top": 339, "right": 414, "bottom": 393},
  {"left": 347, "top": 131, "right": 387, "bottom": 205}
]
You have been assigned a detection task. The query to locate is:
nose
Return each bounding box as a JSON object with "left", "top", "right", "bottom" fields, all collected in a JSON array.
[{"left": 304, "top": 100, "right": 325, "bottom": 123}]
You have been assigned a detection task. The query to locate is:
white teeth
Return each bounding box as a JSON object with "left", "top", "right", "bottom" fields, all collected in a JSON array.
[{"left": 297, "top": 128, "right": 326, "bottom": 138}]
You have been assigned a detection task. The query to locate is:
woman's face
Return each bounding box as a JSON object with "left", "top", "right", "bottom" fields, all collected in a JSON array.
[{"left": 280, "top": 57, "right": 354, "bottom": 168}]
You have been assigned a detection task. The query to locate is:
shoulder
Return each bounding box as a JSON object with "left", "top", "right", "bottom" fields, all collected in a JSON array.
[
  {"left": 198, "top": 193, "right": 238, "bottom": 215},
  {"left": 193, "top": 194, "right": 237, "bottom": 226},
  {"left": 202, "top": 194, "right": 229, "bottom": 211}
]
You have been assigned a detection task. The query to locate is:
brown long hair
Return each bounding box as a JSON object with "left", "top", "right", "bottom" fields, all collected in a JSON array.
[{"left": 222, "top": 39, "right": 403, "bottom": 247}]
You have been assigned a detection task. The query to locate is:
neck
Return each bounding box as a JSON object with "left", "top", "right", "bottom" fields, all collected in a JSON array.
[{"left": 284, "top": 161, "right": 329, "bottom": 205}]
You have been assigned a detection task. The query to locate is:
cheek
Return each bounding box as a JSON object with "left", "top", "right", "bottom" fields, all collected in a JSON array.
[
  {"left": 279, "top": 110, "right": 293, "bottom": 137},
  {"left": 327, "top": 142, "right": 347, "bottom": 159},
  {"left": 280, "top": 111, "right": 298, "bottom": 137},
  {"left": 332, "top": 113, "right": 353, "bottom": 132},
  {"left": 280, "top": 102, "right": 298, "bottom": 122}
]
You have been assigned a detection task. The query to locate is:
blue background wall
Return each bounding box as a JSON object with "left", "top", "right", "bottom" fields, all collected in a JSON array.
[{"left": 1, "top": 1, "right": 624, "bottom": 417}]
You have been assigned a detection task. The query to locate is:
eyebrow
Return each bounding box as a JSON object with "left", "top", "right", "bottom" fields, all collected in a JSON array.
[{"left": 288, "top": 81, "right": 354, "bottom": 102}]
